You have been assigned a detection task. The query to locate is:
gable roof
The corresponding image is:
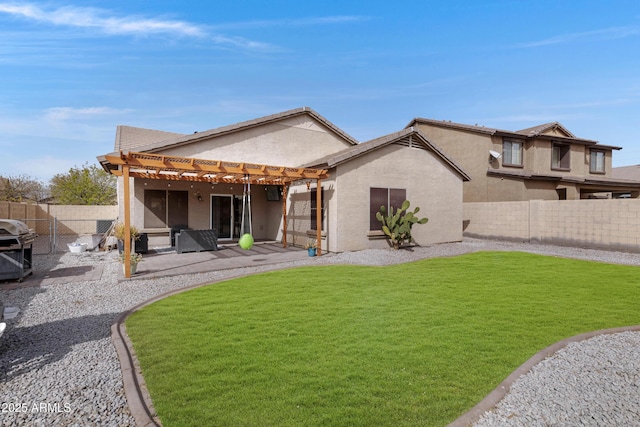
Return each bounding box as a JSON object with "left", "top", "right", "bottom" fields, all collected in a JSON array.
[
  {"left": 114, "top": 125, "right": 184, "bottom": 151},
  {"left": 517, "top": 122, "right": 575, "bottom": 138},
  {"left": 406, "top": 118, "right": 499, "bottom": 136},
  {"left": 304, "top": 128, "right": 470, "bottom": 181},
  {"left": 405, "top": 117, "right": 608, "bottom": 147},
  {"left": 119, "top": 107, "right": 358, "bottom": 154},
  {"left": 612, "top": 165, "right": 640, "bottom": 181}
]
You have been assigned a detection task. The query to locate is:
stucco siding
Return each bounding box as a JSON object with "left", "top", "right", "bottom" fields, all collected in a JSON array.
[
  {"left": 157, "top": 116, "right": 352, "bottom": 167},
  {"left": 486, "top": 176, "right": 526, "bottom": 201},
  {"left": 121, "top": 177, "right": 283, "bottom": 245},
  {"left": 115, "top": 114, "right": 354, "bottom": 245},
  {"left": 571, "top": 144, "right": 588, "bottom": 176},
  {"left": 285, "top": 179, "right": 335, "bottom": 253},
  {"left": 415, "top": 124, "right": 489, "bottom": 203},
  {"left": 333, "top": 143, "right": 464, "bottom": 252}
]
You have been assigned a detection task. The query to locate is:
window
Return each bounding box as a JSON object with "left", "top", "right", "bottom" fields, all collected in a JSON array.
[
  {"left": 503, "top": 139, "right": 523, "bottom": 166},
  {"left": 369, "top": 187, "right": 406, "bottom": 231},
  {"left": 552, "top": 143, "right": 571, "bottom": 170},
  {"left": 144, "top": 190, "right": 188, "bottom": 228},
  {"left": 590, "top": 150, "right": 605, "bottom": 173},
  {"left": 310, "top": 187, "right": 324, "bottom": 231}
]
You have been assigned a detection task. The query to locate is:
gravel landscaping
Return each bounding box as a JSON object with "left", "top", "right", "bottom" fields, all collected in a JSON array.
[{"left": 0, "top": 238, "right": 639, "bottom": 426}]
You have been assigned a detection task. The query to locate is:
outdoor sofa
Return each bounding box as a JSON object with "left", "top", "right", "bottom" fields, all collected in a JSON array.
[{"left": 175, "top": 229, "right": 218, "bottom": 254}]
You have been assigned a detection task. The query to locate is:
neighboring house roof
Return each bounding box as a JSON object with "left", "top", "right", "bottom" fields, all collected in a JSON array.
[
  {"left": 406, "top": 118, "right": 499, "bottom": 136},
  {"left": 487, "top": 168, "right": 640, "bottom": 188},
  {"left": 118, "top": 107, "right": 358, "bottom": 155},
  {"left": 612, "top": 165, "right": 640, "bottom": 180},
  {"left": 114, "top": 125, "right": 184, "bottom": 151},
  {"left": 517, "top": 122, "right": 576, "bottom": 138},
  {"left": 405, "top": 118, "right": 613, "bottom": 148},
  {"left": 304, "top": 128, "right": 471, "bottom": 181}
]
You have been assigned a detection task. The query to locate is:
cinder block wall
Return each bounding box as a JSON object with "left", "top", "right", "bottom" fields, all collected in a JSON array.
[
  {"left": 42, "top": 204, "right": 118, "bottom": 235},
  {"left": 464, "top": 199, "right": 640, "bottom": 252},
  {"left": 0, "top": 201, "right": 37, "bottom": 230},
  {"left": 463, "top": 201, "right": 530, "bottom": 241},
  {"left": 0, "top": 202, "right": 117, "bottom": 235}
]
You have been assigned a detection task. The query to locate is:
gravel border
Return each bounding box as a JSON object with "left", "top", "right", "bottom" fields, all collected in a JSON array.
[{"left": 1, "top": 238, "right": 639, "bottom": 426}]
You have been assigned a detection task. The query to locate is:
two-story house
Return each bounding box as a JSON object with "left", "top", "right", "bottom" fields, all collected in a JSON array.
[{"left": 407, "top": 118, "right": 640, "bottom": 201}]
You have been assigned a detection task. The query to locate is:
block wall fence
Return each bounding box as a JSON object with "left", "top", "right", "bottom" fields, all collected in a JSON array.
[
  {"left": 0, "top": 202, "right": 118, "bottom": 235},
  {"left": 4, "top": 201, "right": 638, "bottom": 253},
  {"left": 464, "top": 199, "right": 640, "bottom": 252}
]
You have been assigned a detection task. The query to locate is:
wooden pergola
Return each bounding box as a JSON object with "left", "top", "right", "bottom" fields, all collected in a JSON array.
[{"left": 102, "top": 151, "right": 329, "bottom": 278}]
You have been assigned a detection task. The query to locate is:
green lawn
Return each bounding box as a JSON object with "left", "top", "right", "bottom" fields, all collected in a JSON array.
[{"left": 126, "top": 251, "right": 640, "bottom": 427}]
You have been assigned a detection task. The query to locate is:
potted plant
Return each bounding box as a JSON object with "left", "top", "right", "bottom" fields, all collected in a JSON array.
[
  {"left": 113, "top": 223, "right": 140, "bottom": 254},
  {"left": 119, "top": 251, "right": 142, "bottom": 275},
  {"left": 304, "top": 239, "right": 317, "bottom": 257}
]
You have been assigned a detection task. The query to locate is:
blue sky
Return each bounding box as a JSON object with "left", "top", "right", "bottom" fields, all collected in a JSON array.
[{"left": 1, "top": 0, "right": 639, "bottom": 182}]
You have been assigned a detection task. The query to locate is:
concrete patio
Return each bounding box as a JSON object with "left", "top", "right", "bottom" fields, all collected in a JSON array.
[{"left": 122, "top": 241, "right": 312, "bottom": 279}]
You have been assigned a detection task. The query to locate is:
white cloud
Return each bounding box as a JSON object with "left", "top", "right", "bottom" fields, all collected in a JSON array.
[
  {"left": 517, "top": 25, "right": 640, "bottom": 48},
  {"left": 210, "top": 34, "right": 277, "bottom": 51},
  {"left": 0, "top": 105, "right": 120, "bottom": 180},
  {"left": 0, "top": 3, "right": 205, "bottom": 37},
  {"left": 209, "top": 15, "right": 371, "bottom": 30},
  {"left": 0, "top": 2, "right": 280, "bottom": 51},
  {"left": 44, "top": 106, "right": 132, "bottom": 122},
  {"left": 0, "top": 3, "right": 367, "bottom": 52}
]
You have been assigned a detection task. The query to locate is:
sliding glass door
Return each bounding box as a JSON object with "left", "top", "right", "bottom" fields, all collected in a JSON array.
[{"left": 210, "top": 195, "right": 233, "bottom": 239}]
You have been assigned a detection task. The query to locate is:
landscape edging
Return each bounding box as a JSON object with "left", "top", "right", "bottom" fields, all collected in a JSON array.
[
  {"left": 111, "top": 270, "right": 640, "bottom": 427},
  {"left": 447, "top": 324, "right": 640, "bottom": 427}
]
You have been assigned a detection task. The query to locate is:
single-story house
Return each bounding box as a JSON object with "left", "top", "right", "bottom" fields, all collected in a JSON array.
[{"left": 98, "top": 107, "right": 470, "bottom": 264}]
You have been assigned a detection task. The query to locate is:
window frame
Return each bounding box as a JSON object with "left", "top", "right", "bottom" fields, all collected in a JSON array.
[
  {"left": 551, "top": 142, "right": 571, "bottom": 171},
  {"left": 144, "top": 189, "right": 189, "bottom": 228},
  {"left": 310, "top": 187, "right": 324, "bottom": 231},
  {"left": 369, "top": 187, "right": 407, "bottom": 231},
  {"left": 590, "top": 149, "right": 606, "bottom": 174},
  {"left": 502, "top": 139, "right": 524, "bottom": 167}
]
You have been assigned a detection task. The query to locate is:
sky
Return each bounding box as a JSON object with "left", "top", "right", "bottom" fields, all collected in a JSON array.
[{"left": 1, "top": 0, "right": 639, "bottom": 183}]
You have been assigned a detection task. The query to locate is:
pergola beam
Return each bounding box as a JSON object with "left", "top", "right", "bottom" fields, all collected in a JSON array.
[
  {"left": 109, "top": 169, "right": 301, "bottom": 185},
  {"left": 105, "top": 151, "right": 328, "bottom": 183}
]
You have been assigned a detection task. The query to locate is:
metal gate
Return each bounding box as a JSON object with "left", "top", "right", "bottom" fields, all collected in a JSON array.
[{"left": 23, "top": 218, "right": 116, "bottom": 255}]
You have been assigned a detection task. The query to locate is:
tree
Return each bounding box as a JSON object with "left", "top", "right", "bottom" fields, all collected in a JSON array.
[
  {"left": 0, "top": 174, "right": 49, "bottom": 202},
  {"left": 50, "top": 163, "right": 117, "bottom": 205}
]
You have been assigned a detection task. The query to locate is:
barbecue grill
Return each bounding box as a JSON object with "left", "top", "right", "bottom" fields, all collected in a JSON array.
[{"left": 0, "top": 219, "right": 36, "bottom": 282}]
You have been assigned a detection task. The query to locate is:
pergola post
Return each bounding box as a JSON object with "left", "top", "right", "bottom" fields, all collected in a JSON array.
[
  {"left": 281, "top": 184, "right": 288, "bottom": 248},
  {"left": 123, "top": 164, "right": 131, "bottom": 279},
  {"left": 316, "top": 178, "right": 322, "bottom": 256}
]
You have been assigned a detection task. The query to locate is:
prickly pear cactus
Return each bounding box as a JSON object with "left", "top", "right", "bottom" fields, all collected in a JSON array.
[{"left": 375, "top": 200, "right": 428, "bottom": 249}]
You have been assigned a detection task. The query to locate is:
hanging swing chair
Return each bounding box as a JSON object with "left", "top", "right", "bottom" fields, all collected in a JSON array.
[{"left": 238, "top": 175, "right": 254, "bottom": 250}]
